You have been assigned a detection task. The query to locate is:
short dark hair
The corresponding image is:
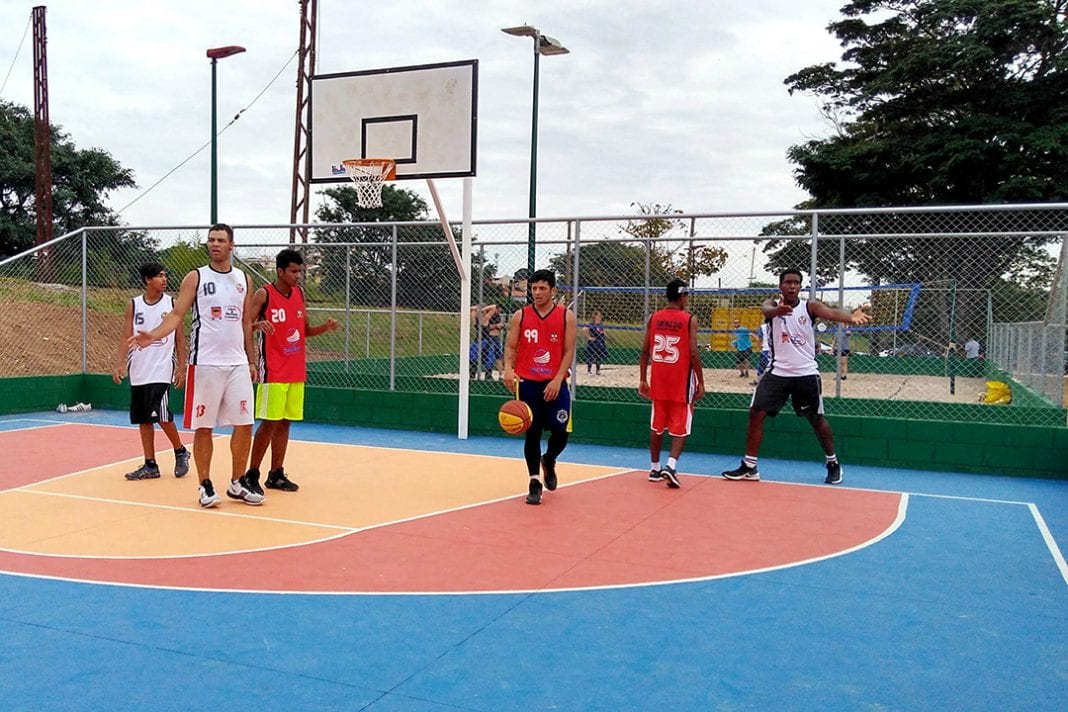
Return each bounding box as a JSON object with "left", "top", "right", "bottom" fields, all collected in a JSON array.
[
  {"left": 209, "top": 223, "right": 234, "bottom": 240},
  {"left": 276, "top": 248, "right": 303, "bottom": 270},
  {"left": 139, "top": 262, "right": 165, "bottom": 284},
  {"left": 666, "top": 278, "right": 688, "bottom": 301},
  {"left": 779, "top": 269, "right": 803, "bottom": 284},
  {"left": 530, "top": 269, "right": 555, "bottom": 288}
]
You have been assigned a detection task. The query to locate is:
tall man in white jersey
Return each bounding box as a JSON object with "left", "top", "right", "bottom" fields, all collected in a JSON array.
[
  {"left": 722, "top": 269, "right": 870, "bottom": 485},
  {"left": 131, "top": 223, "right": 263, "bottom": 507}
]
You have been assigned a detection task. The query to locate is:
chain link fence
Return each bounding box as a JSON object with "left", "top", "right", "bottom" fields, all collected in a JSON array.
[{"left": 1, "top": 205, "right": 1065, "bottom": 426}]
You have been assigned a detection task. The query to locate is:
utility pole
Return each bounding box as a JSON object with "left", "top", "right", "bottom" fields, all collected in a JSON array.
[
  {"left": 32, "top": 5, "right": 54, "bottom": 281},
  {"left": 289, "top": 0, "right": 318, "bottom": 243}
]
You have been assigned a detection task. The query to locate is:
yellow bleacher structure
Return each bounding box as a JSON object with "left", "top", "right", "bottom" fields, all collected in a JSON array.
[{"left": 710, "top": 307, "right": 764, "bottom": 351}]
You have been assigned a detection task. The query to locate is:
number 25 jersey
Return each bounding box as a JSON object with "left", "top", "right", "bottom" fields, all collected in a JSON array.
[{"left": 647, "top": 308, "right": 697, "bottom": 403}]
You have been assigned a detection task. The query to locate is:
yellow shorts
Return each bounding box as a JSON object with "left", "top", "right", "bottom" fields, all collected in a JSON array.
[{"left": 255, "top": 382, "right": 305, "bottom": 421}]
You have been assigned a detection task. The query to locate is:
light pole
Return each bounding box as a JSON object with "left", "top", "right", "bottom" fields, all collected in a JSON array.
[
  {"left": 206, "top": 45, "right": 246, "bottom": 224},
  {"left": 502, "top": 25, "right": 568, "bottom": 298}
]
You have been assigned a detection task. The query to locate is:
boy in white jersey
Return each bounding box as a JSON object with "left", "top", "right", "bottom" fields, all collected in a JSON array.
[
  {"left": 722, "top": 269, "right": 870, "bottom": 485},
  {"left": 113, "top": 263, "right": 190, "bottom": 480},
  {"left": 131, "top": 224, "right": 262, "bottom": 508}
]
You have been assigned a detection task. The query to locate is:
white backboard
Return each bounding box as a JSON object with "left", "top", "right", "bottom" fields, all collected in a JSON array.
[{"left": 310, "top": 59, "right": 478, "bottom": 182}]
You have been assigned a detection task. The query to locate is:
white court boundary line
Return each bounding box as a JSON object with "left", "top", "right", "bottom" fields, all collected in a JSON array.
[{"left": 1, "top": 420, "right": 1064, "bottom": 592}]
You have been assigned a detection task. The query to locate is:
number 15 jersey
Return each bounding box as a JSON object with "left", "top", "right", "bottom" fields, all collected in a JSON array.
[{"left": 647, "top": 307, "right": 698, "bottom": 403}]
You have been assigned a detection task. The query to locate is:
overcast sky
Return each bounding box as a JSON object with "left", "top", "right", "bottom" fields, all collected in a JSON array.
[{"left": 0, "top": 0, "right": 847, "bottom": 230}]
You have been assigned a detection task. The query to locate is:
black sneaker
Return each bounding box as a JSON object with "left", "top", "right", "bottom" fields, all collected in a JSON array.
[
  {"left": 265, "top": 468, "right": 299, "bottom": 492},
  {"left": 174, "top": 449, "right": 191, "bottom": 478},
  {"left": 648, "top": 468, "right": 664, "bottom": 482},
  {"left": 722, "top": 461, "right": 760, "bottom": 481},
  {"left": 125, "top": 462, "right": 161, "bottom": 480},
  {"left": 825, "top": 461, "right": 843, "bottom": 485},
  {"left": 541, "top": 456, "right": 557, "bottom": 491},
  {"left": 525, "top": 478, "right": 543, "bottom": 505},
  {"left": 662, "top": 466, "right": 681, "bottom": 489},
  {"left": 243, "top": 468, "right": 264, "bottom": 496}
]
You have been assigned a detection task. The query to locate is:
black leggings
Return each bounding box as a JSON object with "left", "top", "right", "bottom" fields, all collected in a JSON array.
[{"left": 524, "top": 427, "right": 569, "bottom": 476}]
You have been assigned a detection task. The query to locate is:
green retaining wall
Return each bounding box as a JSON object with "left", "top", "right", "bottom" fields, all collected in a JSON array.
[{"left": 2, "top": 374, "right": 1064, "bottom": 479}]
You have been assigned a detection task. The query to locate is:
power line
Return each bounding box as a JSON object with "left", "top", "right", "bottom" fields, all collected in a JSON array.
[
  {"left": 0, "top": 11, "right": 32, "bottom": 97},
  {"left": 116, "top": 48, "right": 299, "bottom": 215}
]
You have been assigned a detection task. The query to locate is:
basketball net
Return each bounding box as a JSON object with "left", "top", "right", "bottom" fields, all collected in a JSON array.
[{"left": 341, "top": 158, "right": 396, "bottom": 208}]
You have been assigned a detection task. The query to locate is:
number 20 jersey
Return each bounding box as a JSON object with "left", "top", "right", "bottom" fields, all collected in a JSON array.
[
  {"left": 257, "top": 283, "right": 307, "bottom": 383},
  {"left": 647, "top": 308, "right": 697, "bottom": 403}
]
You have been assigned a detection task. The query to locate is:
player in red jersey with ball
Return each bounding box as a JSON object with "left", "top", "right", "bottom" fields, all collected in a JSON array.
[{"left": 502, "top": 269, "right": 577, "bottom": 505}]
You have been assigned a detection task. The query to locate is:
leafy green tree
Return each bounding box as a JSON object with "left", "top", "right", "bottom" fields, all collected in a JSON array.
[
  {"left": 0, "top": 100, "right": 135, "bottom": 259},
  {"left": 314, "top": 184, "right": 467, "bottom": 311},
  {"left": 766, "top": 0, "right": 1068, "bottom": 344},
  {"left": 620, "top": 202, "right": 728, "bottom": 285}
]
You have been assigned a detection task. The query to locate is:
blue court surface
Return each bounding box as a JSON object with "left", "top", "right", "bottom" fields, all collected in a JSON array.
[{"left": 1, "top": 409, "right": 1066, "bottom": 711}]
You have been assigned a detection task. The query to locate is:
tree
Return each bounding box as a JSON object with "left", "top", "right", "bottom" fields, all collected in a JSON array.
[
  {"left": 314, "top": 184, "right": 467, "bottom": 311},
  {"left": 620, "top": 202, "right": 728, "bottom": 285},
  {"left": 0, "top": 100, "right": 135, "bottom": 259},
  {"left": 765, "top": 0, "right": 1068, "bottom": 344}
]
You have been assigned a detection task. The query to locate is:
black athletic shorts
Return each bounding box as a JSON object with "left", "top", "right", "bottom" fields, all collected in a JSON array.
[
  {"left": 518, "top": 378, "right": 572, "bottom": 434},
  {"left": 129, "top": 383, "right": 174, "bottom": 425},
  {"left": 736, "top": 347, "right": 753, "bottom": 364},
  {"left": 751, "top": 373, "right": 824, "bottom": 418}
]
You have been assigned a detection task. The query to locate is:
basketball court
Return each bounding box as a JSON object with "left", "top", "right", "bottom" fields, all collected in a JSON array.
[{"left": 1, "top": 409, "right": 1065, "bottom": 709}]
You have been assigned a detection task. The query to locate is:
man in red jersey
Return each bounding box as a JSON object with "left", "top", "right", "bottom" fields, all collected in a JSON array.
[
  {"left": 245, "top": 249, "right": 338, "bottom": 492},
  {"left": 503, "top": 269, "right": 577, "bottom": 505},
  {"left": 638, "top": 279, "right": 705, "bottom": 488}
]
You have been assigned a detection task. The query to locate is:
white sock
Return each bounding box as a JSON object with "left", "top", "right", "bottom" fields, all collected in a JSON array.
[
  {"left": 667, "top": 457, "right": 678, "bottom": 470},
  {"left": 651, "top": 461, "right": 660, "bottom": 472},
  {"left": 744, "top": 455, "right": 758, "bottom": 469}
]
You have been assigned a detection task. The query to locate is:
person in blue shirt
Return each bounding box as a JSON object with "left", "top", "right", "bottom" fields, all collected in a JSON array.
[{"left": 732, "top": 319, "right": 755, "bottom": 378}]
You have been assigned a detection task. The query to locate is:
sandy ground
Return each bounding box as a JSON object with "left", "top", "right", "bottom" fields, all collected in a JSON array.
[{"left": 470, "top": 364, "right": 987, "bottom": 404}]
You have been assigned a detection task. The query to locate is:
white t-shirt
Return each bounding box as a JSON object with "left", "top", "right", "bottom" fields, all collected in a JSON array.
[
  {"left": 189, "top": 265, "right": 250, "bottom": 366},
  {"left": 768, "top": 298, "right": 819, "bottom": 377},
  {"left": 128, "top": 294, "right": 176, "bottom": 386}
]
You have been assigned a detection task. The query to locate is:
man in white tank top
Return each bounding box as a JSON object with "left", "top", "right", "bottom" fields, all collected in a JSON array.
[
  {"left": 131, "top": 224, "right": 263, "bottom": 508},
  {"left": 113, "top": 262, "right": 190, "bottom": 480},
  {"left": 722, "top": 269, "right": 870, "bottom": 485}
]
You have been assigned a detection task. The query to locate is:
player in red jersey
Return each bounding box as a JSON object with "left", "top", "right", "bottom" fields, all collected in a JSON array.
[
  {"left": 246, "top": 249, "right": 338, "bottom": 492},
  {"left": 502, "top": 269, "right": 577, "bottom": 505},
  {"left": 638, "top": 279, "right": 705, "bottom": 488}
]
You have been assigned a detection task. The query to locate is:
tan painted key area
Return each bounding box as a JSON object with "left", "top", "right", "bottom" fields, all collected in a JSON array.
[{"left": 1, "top": 436, "right": 620, "bottom": 558}]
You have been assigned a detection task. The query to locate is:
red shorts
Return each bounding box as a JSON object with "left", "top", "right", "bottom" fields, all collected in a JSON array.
[{"left": 649, "top": 399, "right": 694, "bottom": 437}]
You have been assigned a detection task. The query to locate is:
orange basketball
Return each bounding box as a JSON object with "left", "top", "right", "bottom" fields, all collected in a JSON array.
[{"left": 498, "top": 399, "right": 533, "bottom": 435}]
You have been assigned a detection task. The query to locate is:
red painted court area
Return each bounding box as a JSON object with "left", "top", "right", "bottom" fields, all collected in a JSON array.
[
  {"left": 1, "top": 421, "right": 904, "bottom": 593},
  {"left": 0, "top": 423, "right": 192, "bottom": 488}
]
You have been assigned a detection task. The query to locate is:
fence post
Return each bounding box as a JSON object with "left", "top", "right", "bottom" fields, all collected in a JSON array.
[
  {"left": 390, "top": 224, "right": 398, "bottom": 391},
  {"left": 571, "top": 219, "right": 581, "bottom": 396},
  {"left": 344, "top": 246, "right": 351, "bottom": 370},
  {"left": 81, "top": 230, "right": 88, "bottom": 373},
  {"left": 808, "top": 212, "right": 819, "bottom": 302}
]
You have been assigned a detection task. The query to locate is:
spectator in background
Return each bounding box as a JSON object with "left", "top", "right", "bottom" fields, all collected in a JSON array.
[
  {"left": 732, "top": 319, "right": 755, "bottom": 379},
  {"left": 964, "top": 338, "right": 981, "bottom": 359},
  {"left": 584, "top": 309, "right": 608, "bottom": 376},
  {"left": 836, "top": 327, "right": 852, "bottom": 380}
]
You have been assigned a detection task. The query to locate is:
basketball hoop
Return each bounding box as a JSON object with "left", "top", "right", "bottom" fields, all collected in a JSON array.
[{"left": 341, "top": 158, "right": 397, "bottom": 208}]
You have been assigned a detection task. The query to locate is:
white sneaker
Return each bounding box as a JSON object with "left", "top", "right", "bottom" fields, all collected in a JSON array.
[
  {"left": 226, "top": 476, "right": 264, "bottom": 505},
  {"left": 199, "top": 481, "right": 220, "bottom": 508}
]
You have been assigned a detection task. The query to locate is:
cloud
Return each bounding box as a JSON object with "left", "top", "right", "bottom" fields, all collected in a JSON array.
[{"left": 0, "top": 0, "right": 847, "bottom": 230}]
